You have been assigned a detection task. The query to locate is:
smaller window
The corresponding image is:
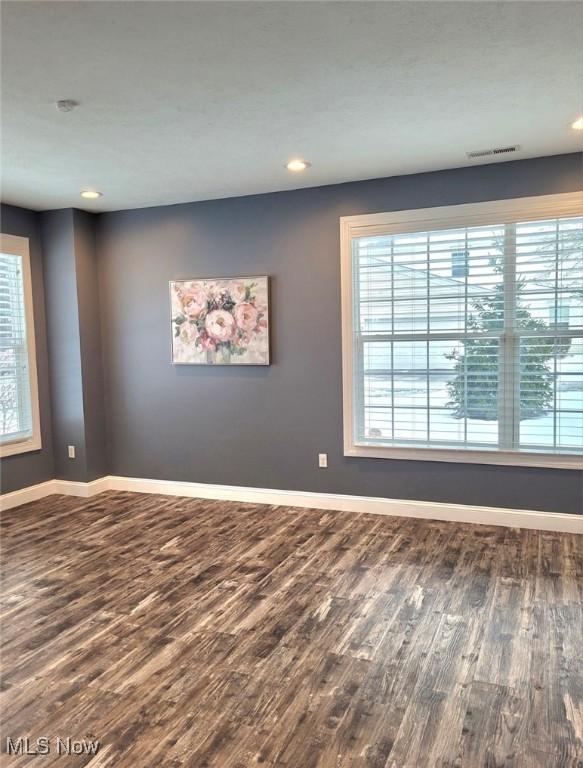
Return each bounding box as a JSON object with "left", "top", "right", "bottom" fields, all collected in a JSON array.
[
  {"left": 0, "top": 234, "right": 41, "bottom": 457},
  {"left": 451, "top": 250, "right": 468, "bottom": 278},
  {"left": 550, "top": 301, "right": 570, "bottom": 330}
]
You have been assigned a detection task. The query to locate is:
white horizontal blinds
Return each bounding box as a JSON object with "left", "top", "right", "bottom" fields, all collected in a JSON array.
[
  {"left": 353, "top": 215, "right": 583, "bottom": 456},
  {"left": 0, "top": 252, "right": 33, "bottom": 444},
  {"left": 515, "top": 216, "right": 583, "bottom": 453}
]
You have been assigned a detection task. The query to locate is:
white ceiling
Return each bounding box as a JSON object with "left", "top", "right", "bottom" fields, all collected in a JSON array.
[{"left": 2, "top": 1, "right": 582, "bottom": 212}]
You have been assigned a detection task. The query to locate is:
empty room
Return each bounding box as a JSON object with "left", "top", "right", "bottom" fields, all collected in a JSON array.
[{"left": 0, "top": 1, "right": 582, "bottom": 766}]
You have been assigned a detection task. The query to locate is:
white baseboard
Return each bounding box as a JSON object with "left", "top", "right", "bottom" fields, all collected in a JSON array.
[
  {"left": 53, "top": 477, "right": 110, "bottom": 498},
  {"left": 1, "top": 474, "right": 581, "bottom": 534},
  {"left": 0, "top": 477, "right": 110, "bottom": 511},
  {"left": 0, "top": 479, "right": 59, "bottom": 510},
  {"left": 106, "top": 475, "right": 582, "bottom": 533}
]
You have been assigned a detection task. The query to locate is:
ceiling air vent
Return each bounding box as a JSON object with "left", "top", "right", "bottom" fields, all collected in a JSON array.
[{"left": 466, "top": 145, "right": 520, "bottom": 159}]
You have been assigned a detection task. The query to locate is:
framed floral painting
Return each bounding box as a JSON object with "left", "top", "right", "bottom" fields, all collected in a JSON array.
[{"left": 170, "top": 276, "right": 270, "bottom": 365}]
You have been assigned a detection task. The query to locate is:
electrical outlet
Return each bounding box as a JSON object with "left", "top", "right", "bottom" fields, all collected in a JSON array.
[
  {"left": 318, "top": 453, "right": 328, "bottom": 468},
  {"left": 68, "top": 445, "right": 76, "bottom": 459}
]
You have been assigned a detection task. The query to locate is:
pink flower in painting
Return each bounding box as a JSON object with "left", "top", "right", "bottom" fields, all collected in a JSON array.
[
  {"left": 205, "top": 309, "right": 236, "bottom": 341},
  {"left": 234, "top": 302, "right": 258, "bottom": 332},
  {"left": 199, "top": 333, "right": 216, "bottom": 351},
  {"left": 230, "top": 281, "right": 247, "bottom": 304},
  {"left": 181, "top": 287, "right": 207, "bottom": 318}
]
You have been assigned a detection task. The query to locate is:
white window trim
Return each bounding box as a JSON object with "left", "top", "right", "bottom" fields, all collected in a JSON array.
[
  {"left": 340, "top": 192, "right": 583, "bottom": 470},
  {"left": 0, "top": 233, "right": 42, "bottom": 458}
]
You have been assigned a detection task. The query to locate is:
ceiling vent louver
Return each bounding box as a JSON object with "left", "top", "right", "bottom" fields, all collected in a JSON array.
[{"left": 467, "top": 145, "right": 520, "bottom": 159}]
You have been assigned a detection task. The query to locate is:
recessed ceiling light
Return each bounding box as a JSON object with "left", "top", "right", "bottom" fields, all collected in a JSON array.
[
  {"left": 286, "top": 159, "right": 311, "bottom": 172},
  {"left": 571, "top": 116, "right": 583, "bottom": 130},
  {"left": 80, "top": 190, "right": 102, "bottom": 200}
]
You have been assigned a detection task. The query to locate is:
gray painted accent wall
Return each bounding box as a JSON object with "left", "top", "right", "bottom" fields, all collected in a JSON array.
[
  {"left": 73, "top": 210, "right": 107, "bottom": 480},
  {"left": 41, "top": 209, "right": 88, "bottom": 481},
  {"left": 0, "top": 204, "right": 54, "bottom": 493},
  {"left": 98, "top": 153, "right": 583, "bottom": 514},
  {"left": 40, "top": 209, "right": 107, "bottom": 482}
]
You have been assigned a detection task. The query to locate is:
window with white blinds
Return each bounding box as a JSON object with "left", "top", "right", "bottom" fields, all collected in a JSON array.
[
  {"left": 0, "top": 234, "right": 41, "bottom": 457},
  {"left": 341, "top": 193, "right": 583, "bottom": 469}
]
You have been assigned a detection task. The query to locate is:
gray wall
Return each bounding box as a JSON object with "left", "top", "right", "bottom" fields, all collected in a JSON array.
[
  {"left": 98, "top": 153, "right": 583, "bottom": 514},
  {"left": 41, "top": 209, "right": 107, "bottom": 482},
  {"left": 73, "top": 210, "right": 107, "bottom": 480},
  {"left": 0, "top": 204, "right": 54, "bottom": 492},
  {"left": 41, "top": 209, "right": 87, "bottom": 481}
]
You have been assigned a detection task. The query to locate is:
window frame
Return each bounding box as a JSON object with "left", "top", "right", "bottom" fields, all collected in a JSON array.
[
  {"left": 0, "top": 233, "right": 42, "bottom": 458},
  {"left": 340, "top": 192, "right": 583, "bottom": 470}
]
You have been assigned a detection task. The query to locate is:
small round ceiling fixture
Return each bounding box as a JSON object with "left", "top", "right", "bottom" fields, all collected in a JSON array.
[
  {"left": 56, "top": 99, "right": 79, "bottom": 113},
  {"left": 80, "top": 190, "right": 102, "bottom": 200},
  {"left": 286, "top": 158, "right": 311, "bottom": 172},
  {"left": 571, "top": 116, "right": 583, "bottom": 131}
]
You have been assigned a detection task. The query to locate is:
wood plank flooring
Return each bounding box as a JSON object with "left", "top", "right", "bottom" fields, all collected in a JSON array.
[{"left": 0, "top": 491, "right": 581, "bottom": 767}]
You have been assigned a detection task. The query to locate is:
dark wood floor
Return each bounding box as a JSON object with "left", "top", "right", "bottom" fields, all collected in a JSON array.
[{"left": 0, "top": 491, "right": 581, "bottom": 767}]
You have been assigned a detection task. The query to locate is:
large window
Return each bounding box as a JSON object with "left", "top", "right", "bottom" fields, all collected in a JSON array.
[
  {"left": 341, "top": 193, "right": 583, "bottom": 469},
  {"left": 0, "top": 234, "right": 41, "bottom": 457}
]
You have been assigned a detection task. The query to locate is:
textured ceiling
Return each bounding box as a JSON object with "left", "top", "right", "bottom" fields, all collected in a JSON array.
[{"left": 1, "top": 1, "right": 582, "bottom": 212}]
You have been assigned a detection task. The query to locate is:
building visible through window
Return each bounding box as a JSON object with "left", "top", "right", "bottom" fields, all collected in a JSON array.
[{"left": 0, "top": 235, "right": 41, "bottom": 456}]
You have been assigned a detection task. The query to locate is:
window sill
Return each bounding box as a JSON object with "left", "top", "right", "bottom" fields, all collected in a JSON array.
[
  {"left": 346, "top": 443, "right": 583, "bottom": 470},
  {"left": 0, "top": 436, "right": 42, "bottom": 458}
]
